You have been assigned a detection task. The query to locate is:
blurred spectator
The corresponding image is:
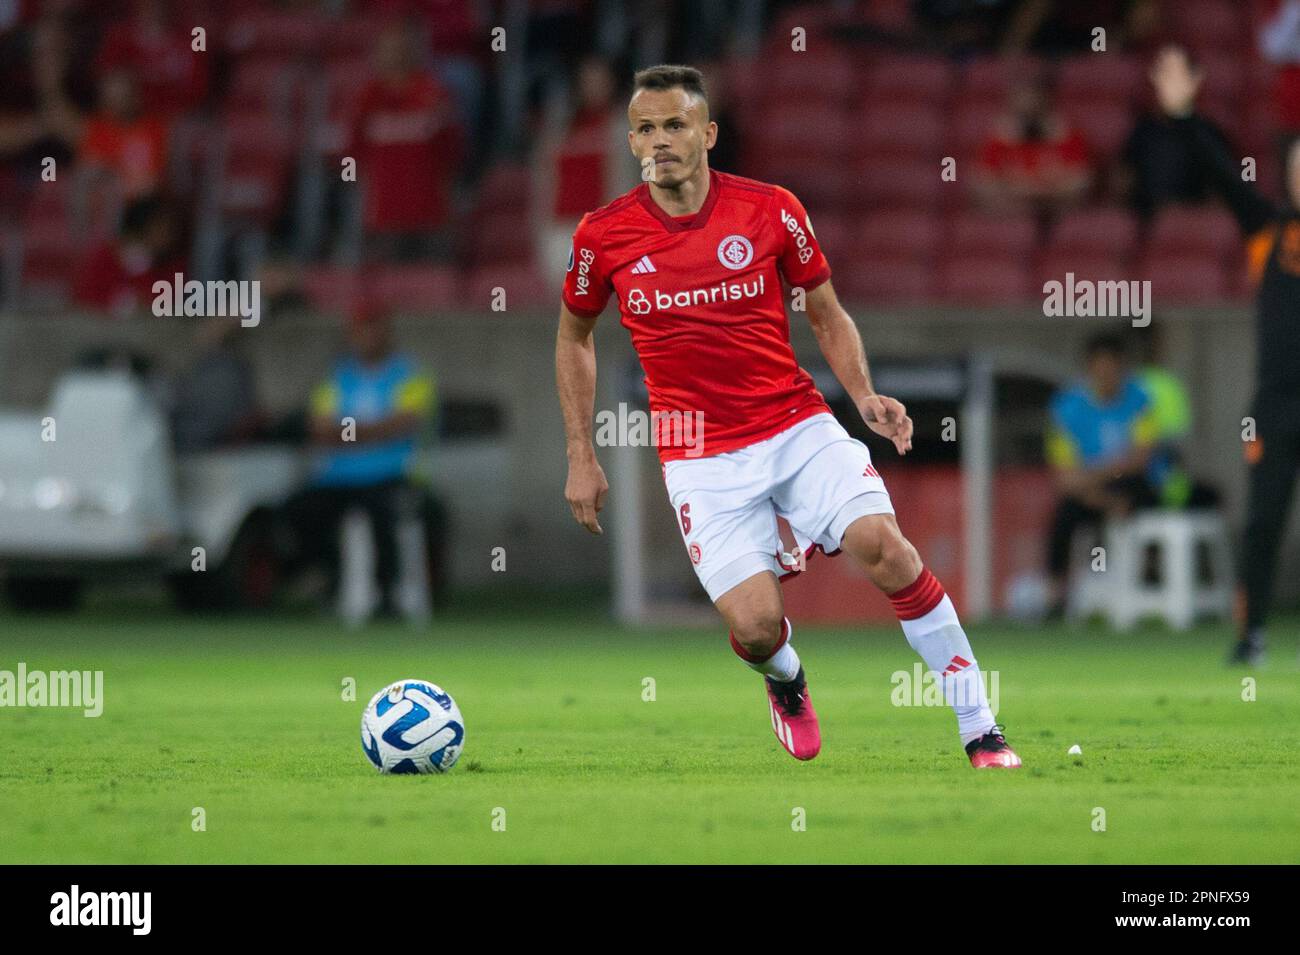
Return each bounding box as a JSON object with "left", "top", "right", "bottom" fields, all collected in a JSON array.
[
  {"left": 535, "top": 56, "right": 636, "bottom": 288},
  {"left": 73, "top": 193, "right": 185, "bottom": 316},
  {"left": 349, "top": 20, "right": 464, "bottom": 261},
  {"left": 999, "top": 0, "right": 1162, "bottom": 56},
  {"left": 1043, "top": 334, "right": 1161, "bottom": 616},
  {"left": 170, "top": 318, "right": 261, "bottom": 453},
  {"left": 1118, "top": 47, "right": 1233, "bottom": 220},
  {"left": 282, "top": 305, "right": 437, "bottom": 617},
  {"left": 1129, "top": 324, "right": 1220, "bottom": 510},
  {"left": 0, "top": 14, "right": 92, "bottom": 192},
  {"left": 1259, "top": 0, "right": 1300, "bottom": 172},
  {"left": 79, "top": 68, "right": 169, "bottom": 200},
  {"left": 93, "top": 0, "right": 207, "bottom": 117},
  {"left": 971, "top": 70, "right": 1092, "bottom": 217}
]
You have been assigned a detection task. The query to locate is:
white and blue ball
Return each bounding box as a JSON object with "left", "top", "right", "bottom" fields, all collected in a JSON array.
[{"left": 361, "top": 679, "right": 465, "bottom": 774}]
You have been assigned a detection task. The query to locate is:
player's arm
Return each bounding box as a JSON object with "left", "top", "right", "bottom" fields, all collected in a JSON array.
[
  {"left": 804, "top": 279, "right": 912, "bottom": 455},
  {"left": 556, "top": 302, "right": 609, "bottom": 534}
]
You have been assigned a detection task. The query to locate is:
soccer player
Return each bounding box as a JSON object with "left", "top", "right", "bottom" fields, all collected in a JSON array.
[
  {"left": 1147, "top": 46, "right": 1300, "bottom": 666},
  {"left": 555, "top": 65, "right": 1020, "bottom": 768}
]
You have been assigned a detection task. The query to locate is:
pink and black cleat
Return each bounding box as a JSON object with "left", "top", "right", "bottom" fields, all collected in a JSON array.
[
  {"left": 765, "top": 666, "right": 821, "bottom": 761},
  {"left": 965, "top": 724, "right": 1022, "bottom": 768}
]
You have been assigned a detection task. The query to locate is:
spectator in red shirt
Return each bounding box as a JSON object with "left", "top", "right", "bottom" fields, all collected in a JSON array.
[
  {"left": 971, "top": 72, "right": 1093, "bottom": 216},
  {"left": 74, "top": 193, "right": 185, "bottom": 317},
  {"left": 79, "top": 68, "right": 170, "bottom": 201},
  {"left": 349, "top": 21, "right": 464, "bottom": 261},
  {"left": 94, "top": 0, "right": 208, "bottom": 117},
  {"left": 535, "top": 56, "right": 637, "bottom": 287}
]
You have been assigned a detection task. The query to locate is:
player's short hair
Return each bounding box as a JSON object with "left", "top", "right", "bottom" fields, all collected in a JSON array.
[{"left": 631, "top": 65, "right": 709, "bottom": 111}]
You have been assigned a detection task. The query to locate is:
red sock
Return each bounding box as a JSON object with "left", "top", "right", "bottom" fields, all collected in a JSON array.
[
  {"left": 729, "top": 617, "right": 790, "bottom": 663},
  {"left": 888, "top": 567, "right": 945, "bottom": 621}
]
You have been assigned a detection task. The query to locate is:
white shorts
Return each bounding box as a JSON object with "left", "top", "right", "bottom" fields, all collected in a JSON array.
[{"left": 662, "top": 412, "right": 895, "bottom": 602}]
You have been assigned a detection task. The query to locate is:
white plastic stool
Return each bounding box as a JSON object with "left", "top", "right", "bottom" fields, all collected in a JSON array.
[
  {"left": 1071, "top": 510, "right": 1232, "bottom": 630},
  {"left": 337, "top": 508, "right": 431, "bottom": 626}
]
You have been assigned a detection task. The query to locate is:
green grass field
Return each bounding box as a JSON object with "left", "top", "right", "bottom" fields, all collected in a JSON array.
[{"left": 1, "top": 606, "right": 1298, "bottom": 864}]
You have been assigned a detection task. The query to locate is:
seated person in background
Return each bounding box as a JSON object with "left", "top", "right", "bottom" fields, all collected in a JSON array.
[
  {"left": 73, "top": 193, "right": 185, "bottom": 316},
  {"left": 170, "top": 317, "right": 261, "bottom": 453},
  {"left": 282, "top": 303, "right": 436, "bottom": 617},
  {"left": 1044, "top": 334, "right": 1163, "bottom": 616},
  {"left": 971, "top": 70, "right": 1092, "bottom": 217}
]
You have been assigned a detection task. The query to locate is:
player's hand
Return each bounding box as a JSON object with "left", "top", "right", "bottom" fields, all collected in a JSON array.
[
  {"left": 1151, "top": 45, "right": 1200, "bottom": 118},
  {"left": 857, "top": 393, "right": 913, "bottom": 456},
  {"left": 564, "top": 455, "right": 609, "bottom": 535}
]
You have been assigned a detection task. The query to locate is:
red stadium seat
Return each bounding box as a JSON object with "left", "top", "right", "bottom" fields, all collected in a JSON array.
[
  {"left": 855, "top": 157, "right": 949, "bottom": 212},
  {"left": 1047, "top": 207, "right": 1139, "bottom": 259},
  {"left": 372, "top": 265, "right": 460, "bottom": 312},
  {"left": 949, "top": 211, "right": 1037, "bottom": 259},
  {"left": 225, "top": 11, "right": 325, "bottom": 58},
  {"left": 836, "top": 256, "right": 933, "bottom": 305},
  {"left": 1167, "top": 0, "right": 1247, "bottom": 53},
  {"left": 951, "top": 98, "right": 1005, "bottom": 158},
  {"left": 852, "top": 210, "right": 943, "bottom": 263},
  {"left": 1148, "top": 206, "right": 1241, "bottom": 259},
  {"left": 299, "top": 266, "right": 362, "bottom": 313},
  {"left": 854, "top": 102, "right": 947, "bottom": 159},
  {"left": 939, "top": 256, "right": 1034, "bottom": 304},
  {"left": 1057, "top": 55, "right": 1145, "bottom": 107},
  {"left": 858, "top": 55, "right": 954, "bottom": 105},
  {"left": 1035, "top": 250, "right": 1130, "bottom": 291},
  {"left": 1140, "top": 253, "right": 1232, "bottom": 303},
  {"left": 475, "top": 164, "right": 533, "bottom": 216},
  {"left": 463, "top": 264, "right": 550, "bottom": 310},
  {"left": 467, "top": 213, "right": 534, "bottom": 266},
  {"left": 225, "top": 58, "right": 305, "bottom": 119},
  {"left": 1057, "top": 98, "right": 1132, "bottom": 161},
  {"left": 768, "top": 50, "right": 857, "bottom": 104}
]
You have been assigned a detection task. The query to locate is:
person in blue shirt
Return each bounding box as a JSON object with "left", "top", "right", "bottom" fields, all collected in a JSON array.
[
  {"left": 1044, "top": 334, "right": 1163, "bottom": 617},
  {"left": 283, "top": 303, "right": 436, "bottom": 616}
]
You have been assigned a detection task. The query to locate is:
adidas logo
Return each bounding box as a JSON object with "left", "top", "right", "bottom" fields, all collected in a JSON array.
[
  {"left": 942, "top": 655, "right": 972, "bottom": 676},
  {"left": 770, "top": 700, "right": 795, "bottom": 752},
  {"left": 629, "top": 255, "right": 657, "bottom": 275}
]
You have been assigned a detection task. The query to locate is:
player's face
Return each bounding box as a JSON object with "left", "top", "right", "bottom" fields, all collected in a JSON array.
[{"left": 627, "top": 88, "right": 716, "bottom": 188}]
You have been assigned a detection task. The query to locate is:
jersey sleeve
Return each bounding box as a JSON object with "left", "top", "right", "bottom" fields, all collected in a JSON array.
[
  {"left": 770, "top": 186, "right": 831, "bottom": 290},
  {"left": 560, "top": 213, "right": 613, "bottom": 319}
]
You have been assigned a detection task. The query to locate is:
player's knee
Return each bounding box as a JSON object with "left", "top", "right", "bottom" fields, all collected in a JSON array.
[
  {"left": 730, "top": 608, "right": 785, "bottom": 656},
  {"left": 878, "top": 528, "right": 921, "bottom": 579}
]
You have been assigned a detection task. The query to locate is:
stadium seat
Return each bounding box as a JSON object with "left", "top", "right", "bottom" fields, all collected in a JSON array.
[
  {"left": 225, "top": 11, "right": 325, "bottom": 58},
  {"left": 949, "top": 212, "right": 1037, "bottom": 259},
  {"left": 858, "top": 55, "right": 954, "bottom": 105},
  {"left": 835, "top": 256, "right": 933, "bottom": 305},
  {"left": 1047, "top": 207, "right": 1139, "bottom": 259},
  {"left": 225, "top": 58, "right": 306, "bottom": 119},
  {"left": 938, "top": 256, "right": 1034, "bottom": 304},
  {"left": 855, "top": 157, "right": 948, "bottom": 212},
  {"left": 1167, "top": 0, "right": 1247, "bottom": 53},
  {"left": 463, "top": 264, "right": 550, "bottom": 311},
  {"left": 474, "top": 164, "right": 533, "bottom": 216},
  {"left": 1140, "top": 252, "right": 1232, "bottom": 303},
  {"left": 1057, "top": 98, "right": 1133, "bottom": 161},
  {"left": 769, "top": 50, "right": 856, "bottom": 104},
  {"left": 852, "top": 210, "right": 943, "bottom": 263},
  {"left": 1148, "top": 206, "right": 1241, "bottom": 259},
  {"left": 299, "top": 266, "right": 362, "bottom": 314},
  {"left": 372, "top": 265, "right": 460, "bottom": 312},
  {"left": 1035, "top": 250, "right": 1130, "bottom": 292},
  {"left": 467, "top": 213, "right": 535, "bottom": 266},
  {"left": 1057, "top": 55, "right": 1145, "bottom": 106},
  {"left": 853, "top": 103, "right": 947, "bottom": 159}
]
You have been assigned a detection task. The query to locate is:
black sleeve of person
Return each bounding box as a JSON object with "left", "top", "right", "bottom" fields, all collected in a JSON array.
[{"left": 1172, "top": 113, "right": 1278, "bottom": 236}]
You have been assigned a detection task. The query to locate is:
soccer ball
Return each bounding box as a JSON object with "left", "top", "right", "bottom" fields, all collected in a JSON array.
[{"left": 361, "top": 679, "right": 465, "bottom": 774}]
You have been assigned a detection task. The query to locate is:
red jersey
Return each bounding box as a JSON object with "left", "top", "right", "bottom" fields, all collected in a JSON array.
[{"left": 561, "top": 169, "right": 833, "bottom": 462}]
